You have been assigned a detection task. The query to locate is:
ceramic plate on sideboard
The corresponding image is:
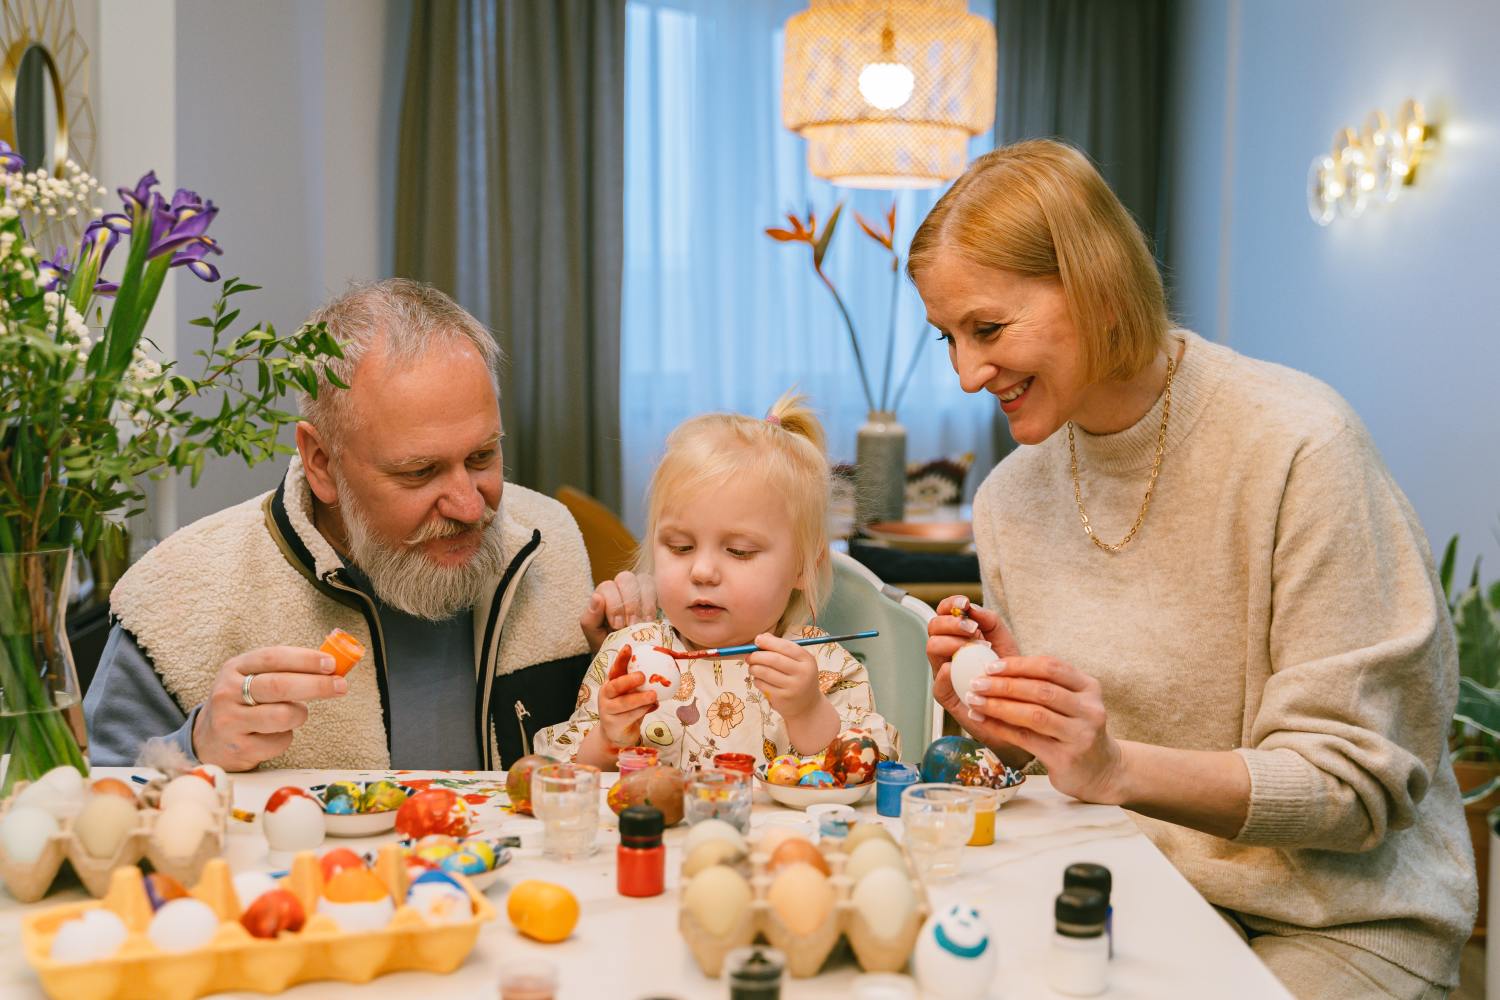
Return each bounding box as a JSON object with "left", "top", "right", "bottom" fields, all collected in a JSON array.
[{"left": 864, "top": 521, "right": 974, "bottom": 553}]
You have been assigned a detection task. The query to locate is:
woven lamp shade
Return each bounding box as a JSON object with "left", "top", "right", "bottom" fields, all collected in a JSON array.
[{"left": 782, "top": 0, "right": 996, "bottom": 189}]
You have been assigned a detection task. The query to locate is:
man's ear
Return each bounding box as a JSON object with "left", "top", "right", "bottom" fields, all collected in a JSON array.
[{"left": 296, "top": 421, "right": 339, "bottom": 505}]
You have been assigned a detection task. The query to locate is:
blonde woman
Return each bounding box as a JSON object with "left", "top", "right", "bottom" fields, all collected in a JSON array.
[
  {"left": 536, "top": 392, "right": 897, "bottom": 770},
  {"left": 916, "top": 140, "right": 1473, "bottom": 998}
]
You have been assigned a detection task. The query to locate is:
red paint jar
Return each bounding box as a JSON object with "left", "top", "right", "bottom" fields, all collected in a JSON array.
[
  {"left": 713, "top": 752, "right": 756, "bottom": 775},
  {"left": 617, "top": 804, "right": 665, "bottom": 898}
]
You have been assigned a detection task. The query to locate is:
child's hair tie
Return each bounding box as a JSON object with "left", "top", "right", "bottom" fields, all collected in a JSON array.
[{"left": 765, "top": 414, "right": 781, "bottom": 426}]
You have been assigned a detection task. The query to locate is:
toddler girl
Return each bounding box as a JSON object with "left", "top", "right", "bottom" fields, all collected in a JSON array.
[{"left": 536, "top": 392, "right": 897, "bottom": 769}]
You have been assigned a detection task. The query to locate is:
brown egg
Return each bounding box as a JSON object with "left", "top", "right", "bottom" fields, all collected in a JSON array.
[
  {"left": 768, "top": 863, "right": 835, "bottom": 934},
  {"left": 767, "top": 837, "right": 830, "bottom": 876},
  {"left": 90, "top": 778, "right": 139, "bottom": 804}
]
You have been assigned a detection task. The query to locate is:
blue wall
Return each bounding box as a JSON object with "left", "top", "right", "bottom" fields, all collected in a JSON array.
[{"left": 1166, "top": 0, "right": 1500, "bottom": 576}]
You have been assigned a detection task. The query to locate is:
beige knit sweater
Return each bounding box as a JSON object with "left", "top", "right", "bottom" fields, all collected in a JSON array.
[{"left": 973, "top": 330, "right": 1475, "bottom": 986}]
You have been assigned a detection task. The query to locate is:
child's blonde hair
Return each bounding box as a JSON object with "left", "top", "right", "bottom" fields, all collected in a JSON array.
[{"left": 635, "top": 391, "right": 832, "bottom": 628}]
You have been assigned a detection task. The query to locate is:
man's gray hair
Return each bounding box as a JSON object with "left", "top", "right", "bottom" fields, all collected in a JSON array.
[{"left": 299, "top": 278, "right": 503, "bottom": 450}]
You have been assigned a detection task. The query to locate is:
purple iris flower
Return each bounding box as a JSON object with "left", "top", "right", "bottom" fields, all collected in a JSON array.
[
  {"left": 79, "top": 219, "right": 123, "bottom": 295},
  {"left": 37, "top": 246, "right": 71, "bottom": 292},
  {"left": 169, "top": 234, "right": 222, "bottom": 282},
  {"left": 118, "top": 171, "right": 159, "bottom": 214},
  {"left": 0, "top": 140, "right": 24, "bottom": 174},
  {"left": 146, "top": 189, "right": 218, "bottom": 263}
]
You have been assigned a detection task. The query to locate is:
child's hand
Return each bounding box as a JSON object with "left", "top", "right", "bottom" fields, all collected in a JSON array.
[
  {"left": 747, "top": 633, "right": 822, "bottom": 722},
  {"left": 598, "top": 647, "right": 659, "bottom": 748}
]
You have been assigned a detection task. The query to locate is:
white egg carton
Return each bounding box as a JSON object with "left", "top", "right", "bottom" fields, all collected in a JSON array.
[
  {"left": 0, "top": 776, "right": 231, "bottom": 902},
  {"left": 678, "top": 827, "right": 930, "bottom": 978}
]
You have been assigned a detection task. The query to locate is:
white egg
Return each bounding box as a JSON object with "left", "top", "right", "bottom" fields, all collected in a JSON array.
[
  {"left": 912, "top": 903, "right": 998, "bottom": 1000},
  {"left": 50, "top": 908, "right": 128, "bottom": 962},
  {"left": 317, "top": 895, "right": 395, "bottom": 932},
  {"left": 0, "top": 805, "right": 59, "bottom": 863},
  {"left": 233, "top": 871, "right": 281, "bottom": 911},
  {"left": 15, "top": 765, "right": 87, "bottom": 820},
  {"left": 683, "top": 864, "right": 752, "bottom": 937},
  {"left": 148, "top": 898, "right": 220, "bottom": 952},
  {"left": 160, "top": 774, "right": 220, "bottom": 813},
  {"left": 845, "top": 837, "right": 905, "bottom": 884},
  {"left": 628, "top": 643, "right": 682, "bottom": 700},
  {"left": 949, "top": 641, "right": 1000, "bottom": 699},
  {"left": 852, "top": 866, "right": 916, "bottom": 940},
  {"left": 407, "top": 881, "right": 473, "bottom": 925},
  {"left": 684, "top": 818, "right": 746, "bottom": 855},
  {"left": 262, "top": 794, "right": 324, "bottom": 853},
  {"left": 151, "top": 802, "right": 217, "bottom": 859},
  {"left": 75, "top": 793, "right": 140, "bottom": 859}
]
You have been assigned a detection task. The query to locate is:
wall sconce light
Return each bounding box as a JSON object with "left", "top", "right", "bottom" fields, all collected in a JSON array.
[{"left": 1307, "top": 99, "right": 1435, "bottom": 226}]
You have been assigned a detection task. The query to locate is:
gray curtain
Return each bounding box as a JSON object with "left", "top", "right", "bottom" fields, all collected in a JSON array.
[
  {"left": 395, "top": 0, "right": 626, "bottom": 511},
  {"left": 995, "top": 0, "right": 1171, "bottom": 249}
]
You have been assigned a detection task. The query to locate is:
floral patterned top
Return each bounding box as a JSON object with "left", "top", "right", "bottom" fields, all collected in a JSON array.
[{"left": 534, "top": 620, "right": 899, "bottom": 769}]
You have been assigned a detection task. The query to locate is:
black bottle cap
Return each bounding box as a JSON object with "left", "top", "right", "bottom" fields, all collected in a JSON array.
[
  {"left": 1055, "top": 888, "right": 1108, "bottom": 936},
  {"left": 1063, "top": 862, "right": 1112, "bottom": 902},
  {"left": 619, "top": 804, "right": 664, "bottom": 845}
]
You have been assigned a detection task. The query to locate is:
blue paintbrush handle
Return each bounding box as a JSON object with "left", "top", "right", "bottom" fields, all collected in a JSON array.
[{"left": 711, "top": 629, "right": 878, "bottom": 657}]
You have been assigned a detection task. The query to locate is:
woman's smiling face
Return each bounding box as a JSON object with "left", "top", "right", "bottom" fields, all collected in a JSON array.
[{"left": 915, "top": 250, "right": 1091, "bottom": 446}]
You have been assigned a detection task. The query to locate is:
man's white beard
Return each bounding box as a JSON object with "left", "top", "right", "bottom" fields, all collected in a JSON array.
[{"left": 336, "top": 476, "right": 507, "bottom": 621}]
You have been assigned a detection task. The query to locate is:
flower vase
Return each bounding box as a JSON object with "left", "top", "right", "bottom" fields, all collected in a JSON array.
[
  {"left": 0, "top": 549, "right": 89, "bottom": 796},
  {"left": 855, "top": 410, "right": 906, "bottom": 524}
]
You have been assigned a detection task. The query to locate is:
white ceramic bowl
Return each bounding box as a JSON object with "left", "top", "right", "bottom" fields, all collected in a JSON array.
[
  {"left": 322, "top": 810, "right": 398, "bottom": 838},
  {"left": 756, "top": 775, "right": 873, "bottom": 810}
]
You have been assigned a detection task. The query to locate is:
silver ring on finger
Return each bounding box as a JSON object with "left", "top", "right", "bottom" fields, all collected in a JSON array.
[{"left": 241, "top": 674, "right": 259, "bottom": 707}]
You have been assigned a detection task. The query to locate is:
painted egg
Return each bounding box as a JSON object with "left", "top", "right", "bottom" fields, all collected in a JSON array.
[
  {"left": 768, "top": 863, "right": 835, "bottom": 935},
  {"left": 323, "top": 795, "right": 357, "bottom": 815},
  {"left": 160, "top": 773, "right": 220, "bottom": 814},
  {"left": 823, "top": 728, "right": 881, "bottom": 787},
  {"left": 506, "top": 880, "right": 580, "bottom": 943},
  {"left": 949, "top": 641, "right": 1000, "bottom": 700},
  {"left": 627, "top": 643, "right": 682, "bottom": 700},
  {"left": 682, "top": 838, "right": 747, "bottom": 878},
  {"left": 148, "top": 898, "right": 219, "bottom": 952},
  {"left": 768, "top": 838, "right": 830, "bottom": 876},
  {"left": 319, "top": 848, "right": 367, "bottom": 882},
  {"left": 846, "top": 837, "right": 906, "bottom": 884},
  {"left": 323, "top": 867, "right": 390, "bottom": 903},
  {"left": 766, "top": 754, "right": 802, "bottom": 786},
  {"left": 683, "top": 818, "right": 746, "bottom": 855},
  {"left": 852, "top": 866, "right": 918, "bottom": 941},
  {"left": 262, "top": 787, "right": 325, "bottom": 853},
  {"left": 74, "top": 793, "right": 139, "bottom": 859},
  {"left": 683, "top": 865, "right": 752, "bottom": 937},
  {"left": 318, "top": 893, "right": 395, "bottom": 932},
  {"left": 440, "top": 850, "right": 489, "bottom": 876},
  {"left": 920, "top": 737, "right": 1022, "bottom": 790},
  {"left": 607, "top": 765, "right": 685, "bottom": 826},
  {"left": 240, "top": 888, "right": 305, "bottom": 939},
  {"left": 412, "top": 834, "right": 460, "bottom": 867},
  {"left": 233, "top": 872, "right": 280, "bottom": 912},
  {"left": 408, "top": 871, "right": 473, "bottom": 925},
  {"left": 798, "top": 770, "right": 835, "bottom": 788},
  {"left": 460, "top": 839, "right": 497, "bottom": 870},
  {"left": 15, "top": 766, "right": 87, "bottom": 820},
  {"left": 49, "top": 909, "right": 127, "bottom": 963},
  {"left": 144, "top": 872, "right": 188, "bottom": 911},
  {"left": 396, "top": 788, "right": 470, "bottom": 839},
  {"left": 504, "top": 754, "right": 558, "bottom": 816},
  {"left": 913, "top": 903, "right": 998, "bottom": 1000},
  {"left": 322, "top": 781, "right": 363, "bottom": 814},
  {"left": 361, "top": 779, "right": 408, "bottom": 813},
  {"left": 89, "top": 778, "right": 139, "bottom": 803},
  {"left": 151, "top": 802, "right": 217, "bottom": 859}
]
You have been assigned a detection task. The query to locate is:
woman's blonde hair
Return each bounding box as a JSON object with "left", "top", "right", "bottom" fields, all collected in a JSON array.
[
  {"left": 635, "top": 391, "right": 832, "bottom": 629},
  {"left": 907, "top": 139, "right": 1168, "bottom": 382}
]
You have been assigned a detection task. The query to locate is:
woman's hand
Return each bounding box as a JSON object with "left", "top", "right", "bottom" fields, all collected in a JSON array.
[
  {"left": 596, "top": 645, "right": 659, "bottom": 748},
  {"left": 927, "top": 596, "right": 1028, "bottom": 759}
]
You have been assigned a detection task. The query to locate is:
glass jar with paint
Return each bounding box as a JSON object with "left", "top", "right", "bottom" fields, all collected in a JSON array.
[
  {"left": 1063, "top": 862, "right": 1113, "bottom": 958},
  {"left": 617, "top": 746, "right": 658, "bottom": 778},
  {"left": 875, "top": 761, "right": 919, "bottom": 817},
  {"left": 617, "top": 804, "right": 665, "bottom": 897},
  {"left": 1047, "top": 887, "right": 1108, "bottom": 996},
  {"left": 964, "top": 786, "right": 999, "bottom": 846},
  {"left": 683, "top": 766, "right": 752, "bottom": 833},
  {"left": 726, "top": 945, "right": 786, "bottom": 1000}
]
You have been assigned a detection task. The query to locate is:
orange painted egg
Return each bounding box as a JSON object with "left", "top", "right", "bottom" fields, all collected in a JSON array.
[
  {"left": 323, "top": 867, "right": 389, "bottom": 904},
  {"left": 89, "top": 778, "right": 138, "bottom": 803},
  {"left": 318, "top": 848, "right": 366, "bottom": 882}
]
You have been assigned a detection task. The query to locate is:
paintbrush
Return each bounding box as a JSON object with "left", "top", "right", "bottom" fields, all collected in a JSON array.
[{"left": 663, "top": 629, "right": 879, "bottom": 660}]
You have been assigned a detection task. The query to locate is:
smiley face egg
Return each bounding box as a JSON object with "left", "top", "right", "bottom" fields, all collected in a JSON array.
[{"left": 407, "top": 869, "right": 473, "bottom": 925}]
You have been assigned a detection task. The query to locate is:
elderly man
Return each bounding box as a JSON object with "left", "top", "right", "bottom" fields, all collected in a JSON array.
[{"left": 84, "top": 279, "right": 652, "bottom": 771}]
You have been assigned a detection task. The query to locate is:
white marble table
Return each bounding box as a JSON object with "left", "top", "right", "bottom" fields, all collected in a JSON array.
[{"left": 0, "top": 768, "right": 1292, "bottom": 999}]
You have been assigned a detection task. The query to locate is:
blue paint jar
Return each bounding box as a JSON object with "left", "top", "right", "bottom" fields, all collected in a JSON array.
[{"left": 875, "top": 761, "right": 919, "bottom": 817}]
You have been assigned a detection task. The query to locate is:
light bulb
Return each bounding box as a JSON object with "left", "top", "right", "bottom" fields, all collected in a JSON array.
[
  {"left": 1307, "top": 154, "right": 1338, "bottom": 226},
  {"left": 1361, "top": 110, "right": 1406, "bottom": 203},
  {"left": 1332, "top": 128, "right": 1369, "bottom": 219},
  {"left": 859, "top": 61, "right": 915, "bottom": 111}
]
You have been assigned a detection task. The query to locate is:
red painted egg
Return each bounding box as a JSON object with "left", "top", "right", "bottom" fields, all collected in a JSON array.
[
  {"left": 822, "top": 728, "right": 881, "bottom": 787},
  {"left": 265, "top": 786, "right": 316, "bottom": 813},
  {"left": 240, "top": 888, "right": 305, "bottom": 938},
  {"left": 395, "top": 788, "right": 471, "bottom": 839},
  {"left": 318, "top": 848, "right": 366, "bottom": 882}
]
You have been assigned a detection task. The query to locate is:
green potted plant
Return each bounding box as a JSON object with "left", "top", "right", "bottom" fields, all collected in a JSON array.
[{"left": 1440, "top": 533, "right": 1500, "bottom": 938}]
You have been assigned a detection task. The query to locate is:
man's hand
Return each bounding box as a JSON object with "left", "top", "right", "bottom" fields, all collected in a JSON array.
[
  {"left": 192, "top": 646, "right": 349, "bottom": 771},
  {"left": 580, "top": 571, "right": 658, "bottom": 652}
]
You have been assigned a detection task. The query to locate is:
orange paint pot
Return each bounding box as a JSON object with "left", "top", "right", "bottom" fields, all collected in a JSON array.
[{"left": 320, "top": 629, "right": 366, "bottom": 677}]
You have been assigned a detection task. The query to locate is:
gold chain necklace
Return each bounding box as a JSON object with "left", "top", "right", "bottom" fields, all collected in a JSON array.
[{"left": 1066, "top": 354, "right": 1176, "bottom": 553}]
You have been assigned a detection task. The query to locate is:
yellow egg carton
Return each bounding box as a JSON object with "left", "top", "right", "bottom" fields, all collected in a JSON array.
[
  {"left": 21, "top": 842, "right": 496, "bottom": 1000},
  {"left": 678, "top": 828, "right": 930, "bottom": 978},
  {"left": 0, "top": 777, "right": 231, "bottom": 902}
]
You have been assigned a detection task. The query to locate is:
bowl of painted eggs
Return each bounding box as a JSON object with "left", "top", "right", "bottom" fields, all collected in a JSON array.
[
  {"left": 315, "top": 780, "right": 411, "bottom": 837},
  {"left": 919, "top": 736, "right": 1026, "bottom": 803},
  {"left": 756, "top": 729, "right": 882, "bottom": 810},
  {"left": 400, "top": 834, "right": 512, "bottom": 891}
]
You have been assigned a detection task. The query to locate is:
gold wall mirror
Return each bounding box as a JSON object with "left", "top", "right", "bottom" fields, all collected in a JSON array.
[{"left": 0, "top": 0, "right": 94, "bottom": 179}]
